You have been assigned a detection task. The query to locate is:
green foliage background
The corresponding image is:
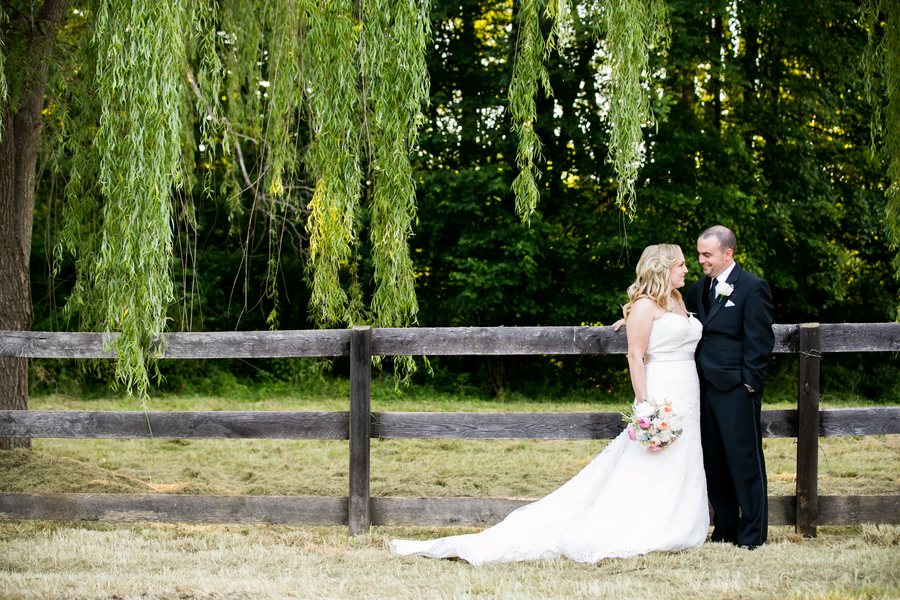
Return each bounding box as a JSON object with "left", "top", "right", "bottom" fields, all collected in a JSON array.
[{"left": 28, "top": 0, "right": 900, "bottom": 403}]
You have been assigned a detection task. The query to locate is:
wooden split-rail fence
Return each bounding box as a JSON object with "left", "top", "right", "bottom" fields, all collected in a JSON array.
[{"left": 1, "top": 323, "right": 899, "bottom": 538}]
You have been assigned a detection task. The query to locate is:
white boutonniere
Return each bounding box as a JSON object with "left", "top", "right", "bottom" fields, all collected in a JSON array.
[{"left": 715, "top": 281, "right": 734, "bottom": 303}]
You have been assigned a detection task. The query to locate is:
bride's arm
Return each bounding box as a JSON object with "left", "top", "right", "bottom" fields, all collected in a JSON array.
[{"left": 625, "top": 299, "right": 656, "bottom": 403}]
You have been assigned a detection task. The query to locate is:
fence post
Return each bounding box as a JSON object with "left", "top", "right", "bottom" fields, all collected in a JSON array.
[
  {"left": 796, "top": 322, "right": 821, "bottom": 537},
  {"left": 349, "top": 325, "right": 372, "bottom": 536}
]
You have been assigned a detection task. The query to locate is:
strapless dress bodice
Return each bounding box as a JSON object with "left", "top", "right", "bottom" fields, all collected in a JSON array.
[{"left": 644, "top": 312, "right": 702, "bottom": 363}]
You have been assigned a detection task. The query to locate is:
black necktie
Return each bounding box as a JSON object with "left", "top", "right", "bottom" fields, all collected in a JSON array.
[{"left": 703, "top": 278, "right": 715, "bottom": 312}]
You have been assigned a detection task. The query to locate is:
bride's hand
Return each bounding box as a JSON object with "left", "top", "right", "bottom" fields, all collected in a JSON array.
[{"left": 612, "top": 318, "right": 626, "bottom": 331}]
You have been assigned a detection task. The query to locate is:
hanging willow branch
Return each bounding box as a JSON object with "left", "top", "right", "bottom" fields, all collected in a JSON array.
[
  {"left": 58, "top": 0, "right": 190, "bottom": 402},
  {"left": 263, "top": 0, "right": 303, "bottom": 330},
  {"left": 302, "top": 0, "right": 363, "bottom": 327},
  {"left": 862, "top": 0, "right": 900, "bottom": 308},
  {"left": 360, "top": 0, "right": 432, "bottom": 380},
  {"left": 602, "top": 0, "right": 667, "bottom": 218},
  {"left": 300, "top": 0, "right": 430, "bottom": 338},
  {"left": 509, "top": 0, "right": 553, "bottom": 223},
  {"left": 362, "top": 0, "right": 430, "bottom": 330},
  {"left": 509, "top": 0, "right": 666, "bottom": 222},
  {"left": 93, "top": 0, "right": 187, "bottom": 398}
]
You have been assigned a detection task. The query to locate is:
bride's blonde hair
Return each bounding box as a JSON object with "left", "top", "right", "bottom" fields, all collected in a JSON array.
[{"left": 622, "top": 244, "right": 688, "bottom": 321}]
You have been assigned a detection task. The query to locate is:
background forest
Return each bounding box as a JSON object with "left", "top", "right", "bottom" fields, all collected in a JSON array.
[{"left": 27, "top": 0, "right": 900, "bottom": 402}]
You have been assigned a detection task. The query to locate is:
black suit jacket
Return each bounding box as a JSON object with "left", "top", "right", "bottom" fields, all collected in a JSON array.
[{"left": 685, "top": 263, "right": 775, "bottom": 393}]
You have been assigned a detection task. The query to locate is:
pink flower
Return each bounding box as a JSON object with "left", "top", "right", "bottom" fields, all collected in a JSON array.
[
  {"left": 649, "top": 446, "right": 663, "bottom": 452},
  {"left": 638, "top": 417, "right": 652, "bottom": 429},
  {"left": 661, "top": 405, "right": 674, "bottom": 415},
  {"left": 627, "top": 424, "right": 636, "bottom": 440}
]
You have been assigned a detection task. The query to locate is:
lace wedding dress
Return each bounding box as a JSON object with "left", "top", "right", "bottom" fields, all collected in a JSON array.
[{"left": 390, "top": 313, "right": 709, "bottom": 565}]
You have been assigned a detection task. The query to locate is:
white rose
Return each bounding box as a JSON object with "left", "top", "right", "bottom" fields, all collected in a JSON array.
[
  {"left": 659, "top": 429, "right": 673, "bottom": 442},
  {"left": 634, "top": 402, "right": 656, "bottom": 418},
  {"left": 715, "top": 281, "right": 734, "bottom": 297}
]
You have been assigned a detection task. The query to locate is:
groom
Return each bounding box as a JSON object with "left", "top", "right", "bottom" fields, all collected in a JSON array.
[{"left": 685, "top": 225, "right": 775, "bottom": 550}]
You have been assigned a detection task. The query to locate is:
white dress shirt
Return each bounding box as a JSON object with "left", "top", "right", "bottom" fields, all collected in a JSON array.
[{"left": 711, "top": 261, "right": 737, "bottom": 298}]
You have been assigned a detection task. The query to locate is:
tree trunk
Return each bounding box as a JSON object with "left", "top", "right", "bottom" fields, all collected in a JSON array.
[{"left": 0, "top": 0, "right": 71, "bottom": 450}]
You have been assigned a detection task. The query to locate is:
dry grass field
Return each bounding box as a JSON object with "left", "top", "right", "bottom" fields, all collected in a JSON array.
[
  {"left": 1, "top": 384, "right": 899, "bottom": 598},
  {"left": 1, "top": 522, "right": 898, "bottom": 599}
]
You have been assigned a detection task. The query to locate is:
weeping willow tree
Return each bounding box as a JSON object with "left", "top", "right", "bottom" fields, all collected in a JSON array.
[
  {"left": 508, "top": 0, "right": 668, "bottom": 221},
  {"left": 862, "top": 0, "right": 900, "bottom": 312},
  {"left": 11, "top": 0, "right": 899, "bottom": 433},
  {"left": 12, "top": 0, "right": 432, "bottom": 407}
]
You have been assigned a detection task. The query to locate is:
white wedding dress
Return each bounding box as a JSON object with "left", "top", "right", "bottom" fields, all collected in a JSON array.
[{"left": 390, "top": 313, "right": 709, "bottom": 565}]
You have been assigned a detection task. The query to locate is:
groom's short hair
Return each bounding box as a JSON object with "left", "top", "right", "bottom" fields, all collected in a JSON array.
[{"left": 699, "top": 225, "right": 736, "bottom": 253}]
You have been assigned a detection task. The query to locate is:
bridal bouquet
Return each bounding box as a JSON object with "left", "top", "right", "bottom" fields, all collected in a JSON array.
[{"left": 622, "top": 399, "right": 684, "bottom": 452}]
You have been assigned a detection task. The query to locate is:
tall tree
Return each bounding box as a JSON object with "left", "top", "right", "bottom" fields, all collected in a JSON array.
[{"left": 0, "top": 0, "right": 71, "bottom": 449}]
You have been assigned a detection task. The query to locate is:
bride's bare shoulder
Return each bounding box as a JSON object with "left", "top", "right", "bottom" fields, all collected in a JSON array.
[{"left": 630, "top": 297, "right": 664, "bottom": 318}]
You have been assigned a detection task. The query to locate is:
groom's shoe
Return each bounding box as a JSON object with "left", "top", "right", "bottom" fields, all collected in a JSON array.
[{"left": 738, "top": 544, "right": 760, "bottom": 551}]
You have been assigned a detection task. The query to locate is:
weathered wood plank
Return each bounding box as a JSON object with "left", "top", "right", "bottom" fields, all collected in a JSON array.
[
  {"left": 1, "top": 493, "right": 893, "bottom": 527},
  {"left": 767, "top": 495, "right": 796, "bottom": 527},
  {"left": 2, "top": 408, "right": 894, "bottom": 441},
  {"left": 818, "top": 495, "right": 900, "bottom": 525},
  {"left": 819, "top": 323, "right": 900, "bottom": 353},
  {"left": 772, "top": 324, "right": 799, "bottom": 354},
  {"left": 349, "top": 326, "right": 372, "bottom": 536},
  {"left": 796, "top": 323, "right": 821, "bottom": 537},
  {"left": 819, "top": 407, "right": 900, "bottom": 436},
  {"left": 373, "top": 412, "right": 627, "bottom": 440},
  {"left": 761, "top": 409, "right": 798, "bottom": 438},
  {"left": 0, "top": 323, "right": 882, "bottom": 359},
  {"left": 372, "top": 325, "right": 800, "bottom": 356},
  {"left": 373, "top": 410, "right": 872, "bottom": 441},
  {"left": 371, "top": 327, "right": 627, "bottom": 356},
  {"left": 371, "top": 497, "right": 535, "bottom": 527},
  {"left": 0, "top": 331, "right": 117, "bottom": 359},
  {"left": 761, "top": 408, "right": 900, "bottom": 438},
  {"left": 0, "top": 330, "right": 350, "bottom": 359},
  {"left": 0, "top": 493, "right": 347, "bottom": 525},
  {"left": 0, "top": 410, "right": 349, "bottom": 440},
  {"left": 371, "top": 496, "right": 797, "bottom": 527}
]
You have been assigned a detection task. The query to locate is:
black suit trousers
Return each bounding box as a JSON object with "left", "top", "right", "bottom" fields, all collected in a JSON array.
[{"left": 700, "top": 380, "right": 768, "bottom": 546}]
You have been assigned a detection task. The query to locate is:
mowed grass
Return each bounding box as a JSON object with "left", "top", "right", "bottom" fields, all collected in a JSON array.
[
  {"left": 1, "top": 521, "right": 899, "bottom": 599},
  {"left": 2, "top": 381, "right": 899, "bottom": 598},
  {"left": 6, "top": 382, "right": 899, "bottom": 499}
]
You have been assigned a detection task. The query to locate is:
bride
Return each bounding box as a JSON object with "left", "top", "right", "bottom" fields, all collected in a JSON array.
[{"left": 389, "top": 244, "right": 709, "bottom": 565}]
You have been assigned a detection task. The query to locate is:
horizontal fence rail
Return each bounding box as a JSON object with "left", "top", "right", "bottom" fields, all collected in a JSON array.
[
  {"left": 2, "top": 407, "right": 900, "bottom": 440},
  {"left": 2, "top": 323, "right": 899, "bottom": 359},
  {"left": 1, "top": 323, "right": 899, "bottom": 537},
  {"left": 1, "top": 494, "right": 898, "bottom": 528}
]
